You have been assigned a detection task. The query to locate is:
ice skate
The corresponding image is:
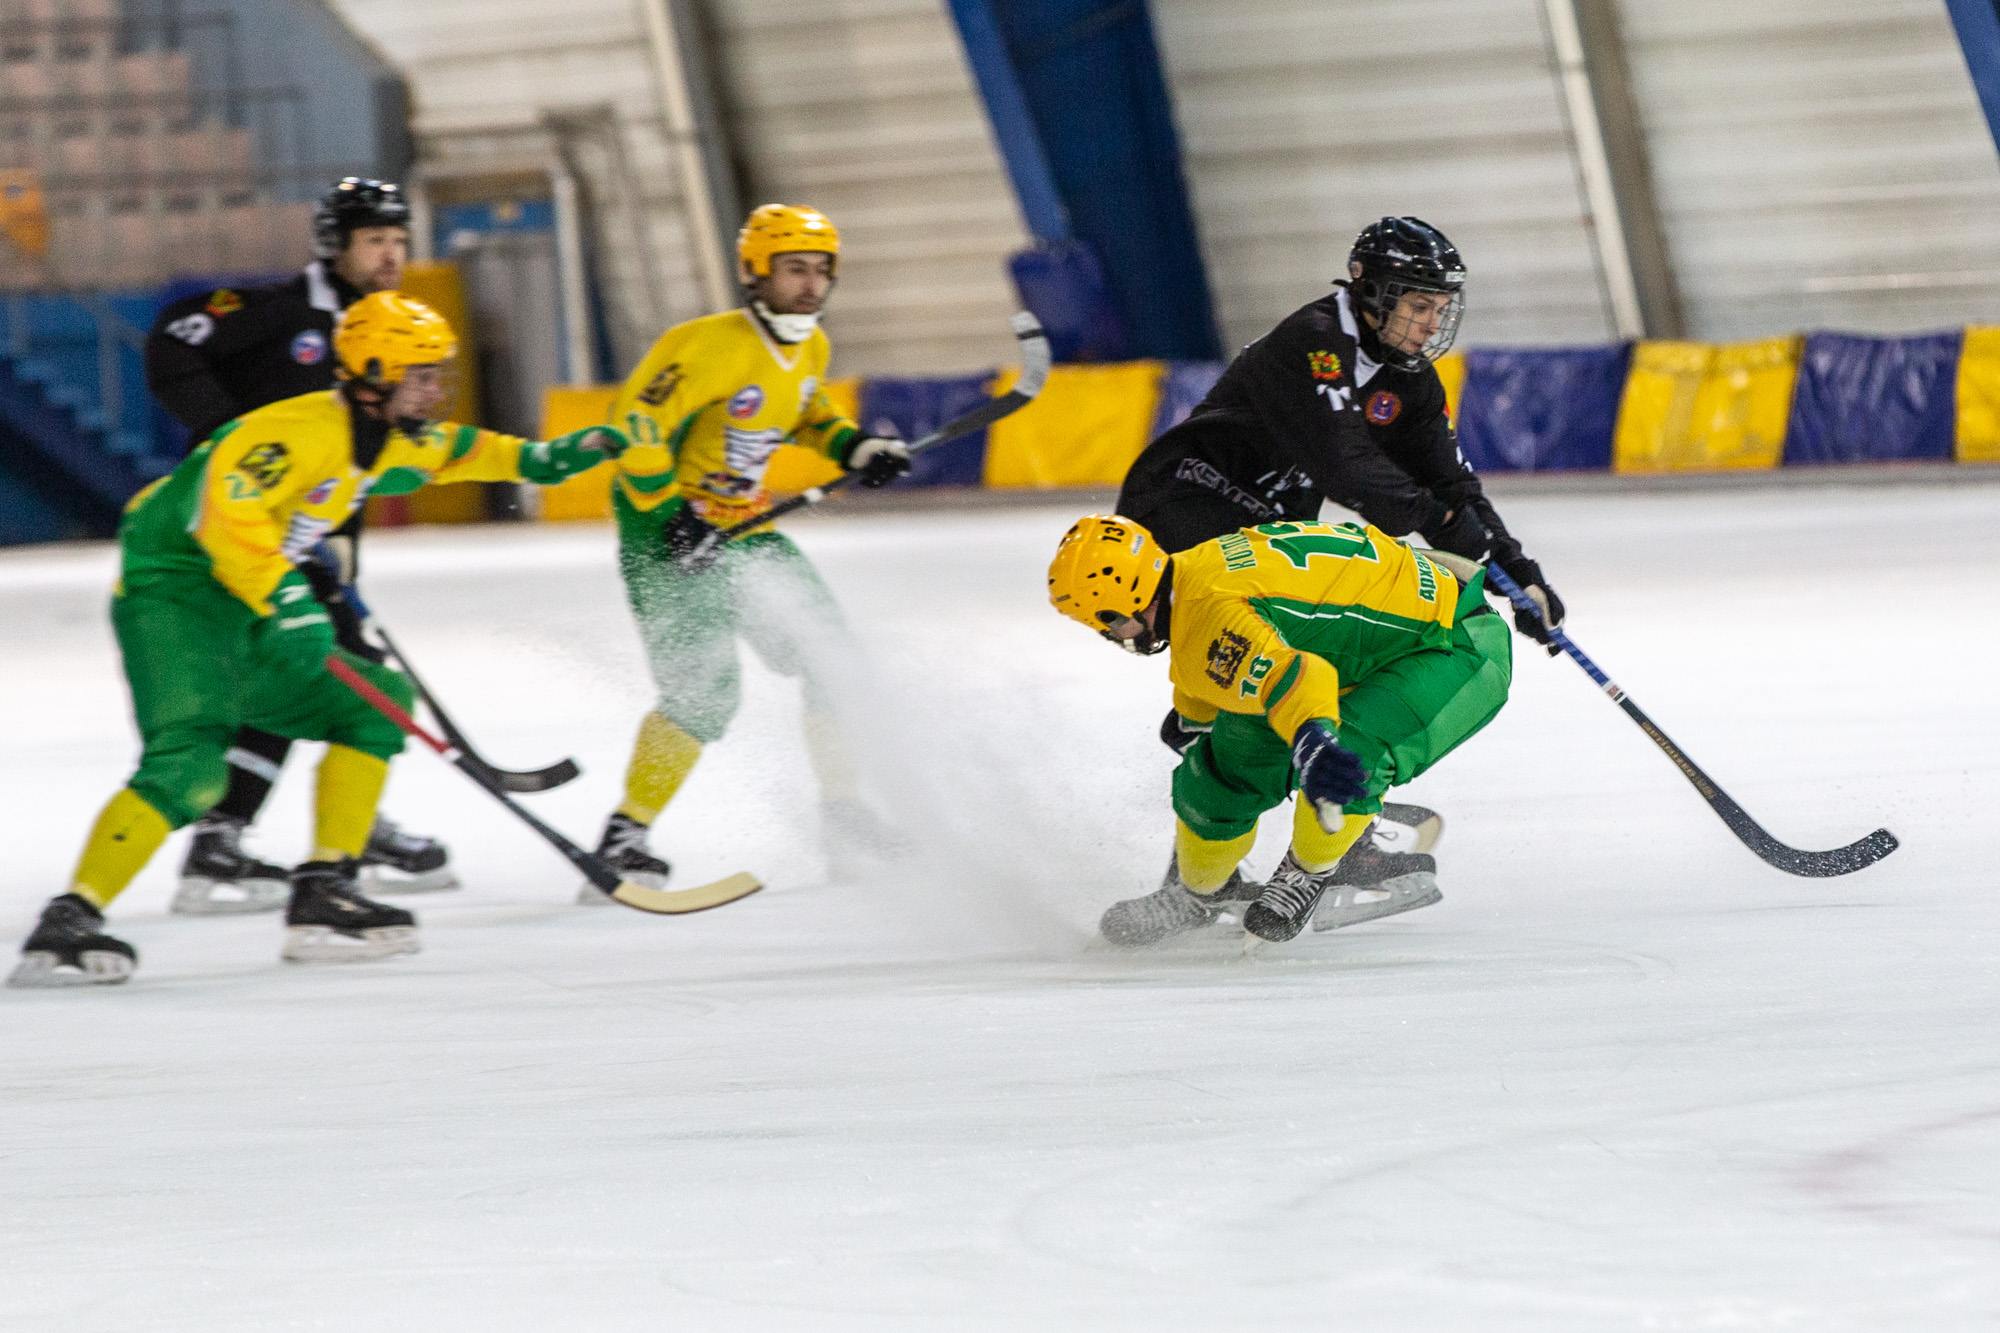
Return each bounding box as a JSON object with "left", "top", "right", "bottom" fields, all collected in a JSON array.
[
  {"left": 578, "top": 813, "right": 669, "bottom": 906},
  {"left": 9, "top": 893, "right": 137, "bottom": 987},
  {"left": 172, "top": 814, "right": 290, "bottom": 915},
  {"left": 1373, "top": 802, "right": 1443, "bottom": 855},
  {"left": 359, "top": 814, "right": 459, "bottom": 895},
  {"left": 1241, "top": 852, "right": 1337, "bottom": 944},
  {"left": 821, "top": 799, "right": 908, "bottom": 878},
  {"left": 1099, "top": 856, "right": 1254, "bottom": 948},
  {"left": 282, "top": 860, "right": 420, "bottom": 963},
  {"left": 1312, "top": 839, "right": 1441, "bottom": 932}
]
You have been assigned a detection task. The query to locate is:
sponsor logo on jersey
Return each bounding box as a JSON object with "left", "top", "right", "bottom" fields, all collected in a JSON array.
[
  {"left": 722, "top": 425, "right": 784, "bottom": 473},
  {"left": 290, "top": 329, "right": 328, "bottom": 365},
  {"left": 1365, "top": 390, "right": 1403, "bottom": 425},
  {"left": 1205, "top": 630, "right": 1251, "bottom": 688},
  {"left": 304, "top": 477, "right": 340, "bottom": 505},
  {"left": 1308, "top": 350, "right": 1343, "bottom": 382},
  {"left": 727, "top": 385, "right": 764, "bottom": 420},
  {"left": 165, "top": 313, "right": 214, "bottom": 345},
  {"left": 205, "top": 289, "right": 243, "bottom": 317},
  {"left": 281, "top": 512, "right": 334, "bottom": 561}
]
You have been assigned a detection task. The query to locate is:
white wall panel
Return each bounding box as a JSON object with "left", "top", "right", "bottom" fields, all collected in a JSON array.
[{"left": 1153, "top": 0, "right": 1616, "bottom": 352}]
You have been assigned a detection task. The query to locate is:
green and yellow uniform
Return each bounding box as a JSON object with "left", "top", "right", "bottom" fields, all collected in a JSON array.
[
  {"left": 1164, "top": 519, "right": 1512, "bottom": 880},
  {"left": 67, "top": 389, "right": 614, "bottom": 908},
  {"left": 603, "top": 309, "right": 869, "bottom": 824}
]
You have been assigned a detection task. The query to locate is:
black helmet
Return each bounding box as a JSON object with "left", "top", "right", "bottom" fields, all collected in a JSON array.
[
  {"left": 313, "top": 176, "right": 411, "bottom": 259},
  {"left": 1344, "top": 216, "right": 1467, "bottom": 370}
]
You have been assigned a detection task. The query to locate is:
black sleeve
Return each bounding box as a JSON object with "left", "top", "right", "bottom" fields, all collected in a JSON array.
[
  {"left": 143, "top": 288, "right": 289, "bottom": 442},
  {"left": 1385, "top": 376, "right": 1530, "bottom": 567},
  {"left": 1238, "top": 312, "right": 1447, "bottom": 538}
]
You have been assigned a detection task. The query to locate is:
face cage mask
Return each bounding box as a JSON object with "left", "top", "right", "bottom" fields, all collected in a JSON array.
[
  {"left": 1097, "top": 610, "right": 1168, "bottom": 656},
  {"left": 1360, "top": 279, "right": 1465, "bottom": 371}
]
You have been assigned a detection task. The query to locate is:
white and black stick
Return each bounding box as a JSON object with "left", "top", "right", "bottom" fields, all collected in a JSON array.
[
  {"left": 1484, "top": 564, "right": 1898, "bottom": 878},
  {"left": 714, "top": 311, "right": 1052, "bottom": 543},
  {"left": 328, "top": 657, "right": 762, "bottom": 914},
  {"left": 372, "top": 626, "right": 581, "bottom": 794}
]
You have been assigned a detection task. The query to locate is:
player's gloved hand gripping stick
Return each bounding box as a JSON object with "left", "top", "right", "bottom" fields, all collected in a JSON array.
[
  {"left": 711, "top": 312, "right": 1053, "bottom": 544},
  {"left": 1483, "top": 562, "right": 1898, "bottom": 878},
  {"left": 328, "top": 657, "right": 762, "bottom": 914}
]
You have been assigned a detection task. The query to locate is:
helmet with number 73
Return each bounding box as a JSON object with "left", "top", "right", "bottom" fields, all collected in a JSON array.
[
  {"left": 737, "top": 203, "right": 840, "bottom": 279},
  {"left": 1048, "top": 514, "right": 1170, "bottom": 653},
  {"left": 333, "top": 291, "right": 458, "bottom": 386}
]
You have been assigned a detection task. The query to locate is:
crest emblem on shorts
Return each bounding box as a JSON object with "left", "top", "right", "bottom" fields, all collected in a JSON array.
[
  {"left": 1205, "top": 630, "right": 1250, "bottom": 687},
  {"left": 727, "top": 386, "right": 764, "bottom": 420},
  {"left": 1308, "top": 350, "right": 1343, "bottom": 382},
  {"left": 290, "top": 330, "right": 328, "bottom": 365},
  {"left": 1366, "top": 390, "right": 1403, "bottom": 424}
]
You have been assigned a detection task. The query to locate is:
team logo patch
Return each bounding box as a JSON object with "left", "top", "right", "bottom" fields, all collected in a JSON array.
[
  {"left": 1308, "top": 350, "right": 1343, "bottom": 383},
  {"left": 305, "top": 477, "right": 339, "bottom": 504},
  {"left": 205, "top": 288, "right": 243, "bottom": 317},
  {"left": 1366, "top": 390, "right": 1403, "bottom": 425},
  {"left": 290, "top": 330, "right": 328, "bottom": 365},
  {"left": 637, "top": 361, "right": 683, "bottom": 407},
  {"left": 727, "top": 385, "right": 764, "bottom": 420},
  {"left": 1205, "top": 630, "right": 1251, "bottom": 688}
]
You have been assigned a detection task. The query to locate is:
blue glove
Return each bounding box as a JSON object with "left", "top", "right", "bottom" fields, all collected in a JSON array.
[
  {"left": 259, "top": 571, "right": 336, "bottom": 678},
  {"left": 1292, "top": 720, "right": 1367, "bottom": 831}
]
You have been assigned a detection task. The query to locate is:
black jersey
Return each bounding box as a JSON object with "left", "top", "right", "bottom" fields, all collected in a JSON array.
[
  {"left": 1117, "top": 286, "right": 1527, "bottom": 568},
  {"left": 144, "top": 261, "right": 362, "bottom": 446}
]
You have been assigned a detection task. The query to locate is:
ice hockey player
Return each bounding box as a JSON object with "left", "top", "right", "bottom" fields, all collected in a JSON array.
[
  {"left": 1046, "top": 513, "right": 1512, "bottom": 947},
  {"left": 9, "top": 293, "right": 628, "bottom": 987},
  {"left": 144, "top": 176, "right": 454, "bottom": 913},
  {"left": 1114, "top": 217, "right": 1560, "bottom": 878},
  {"left": 583, "top": 203, "right": 910, "bottom": 897}
]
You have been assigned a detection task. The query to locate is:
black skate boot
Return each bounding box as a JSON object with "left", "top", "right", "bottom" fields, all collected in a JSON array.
[
  {"left": 282, "top": 860, "right": 420, "bottom": 963},
  {"left": 360, "top": 814, "right": 459, "bottom": 895},
  {"left": 1242, "top": 852, "right": 1337, "bottom": 944},
  {"left": 1312, "top": 837, "right": 1442, "bottom": 933},
  {"left": 578, "top": 813, "right": 670, "bottom": 906},
  {"left": 1374, "top": 802, "right": 1444, "bottom": 855},
  {"left": 173, "top": 814, "right": 289, "bottom": 915},
  {"left": 8, "top": 893, "right": 137, "bottom": 987},
  {"left": 1098, "top": 855, "right": 1255, "bottom": 948}
]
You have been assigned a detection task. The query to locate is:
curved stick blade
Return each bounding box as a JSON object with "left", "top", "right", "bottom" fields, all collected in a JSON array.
[{"left": 609, "top": 871, "right": 763, "bottom": 915}]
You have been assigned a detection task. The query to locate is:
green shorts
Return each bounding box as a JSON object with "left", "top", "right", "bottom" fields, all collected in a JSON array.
[
  {"left": 620, "top": 528, "right": 846, "bottom": 743},
  {"left": 113, "top": 577, "right": 413, "bottom": 828},
  {"left": 1172, "top": 606, "right": 1513, "bottom": 842}
]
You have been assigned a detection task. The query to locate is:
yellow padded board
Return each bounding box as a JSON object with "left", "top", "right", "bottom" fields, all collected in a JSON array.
[
  {"left": 983, "top": 360, "right": 1166, "bottom": 488},
  {"left": 1613, "top": 337, "right": 1801, "bottom": 473}
]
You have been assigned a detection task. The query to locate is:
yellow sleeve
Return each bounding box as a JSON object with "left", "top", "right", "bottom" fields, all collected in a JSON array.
[
  {"left": 424, "top": 423, "right": 538, "bottom": 484},
  {"left": 608, "top": 324, "right": 729, "bottom": 507},
  {"left": 1168, "top": 595, "right": 1344, "bottom": 744},
  {"left": 192, "top": 431, "right": 308, "bottom": 614},
  {"left": 790, "top": 337, "right": 860, "bottom": 462}
]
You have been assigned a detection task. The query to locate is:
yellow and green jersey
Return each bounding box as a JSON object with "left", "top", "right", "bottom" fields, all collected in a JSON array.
[
  {"left": 119, "top": 389, "right": 588, "bottom": 614},
  {"left": 607, "top": 308, "right": 860, "bottom": 540},
  {"left": 1168, "top": 520, "right": 1473, "bottom": 743}
]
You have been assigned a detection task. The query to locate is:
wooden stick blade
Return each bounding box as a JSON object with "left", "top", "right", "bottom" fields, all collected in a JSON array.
[{"left": 609, "top": 871, "right": 763, "bottom": 915}]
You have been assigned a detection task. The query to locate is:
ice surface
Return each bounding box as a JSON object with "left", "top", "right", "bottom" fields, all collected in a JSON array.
[{"left": 1, "top": 481, "right": 1995, "bottom": 1330}]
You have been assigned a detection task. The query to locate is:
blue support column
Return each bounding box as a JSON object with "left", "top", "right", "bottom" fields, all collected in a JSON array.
[
  {"left": 947, "top": 0, "right": 1221, "bottom": 361},
  {"left": 1946, "top": 0, "right": 2000, "bottom": 159}
]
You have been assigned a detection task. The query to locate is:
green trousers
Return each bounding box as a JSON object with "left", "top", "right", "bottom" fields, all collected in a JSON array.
[
  {"left": 1172, "top": 606, "right": 1513, "bottom": 842},
  {"left": 620, "top": 528, "right": 845, "bottom": 744},
  {"left": 112, "top": 578, "right": 412, "bottom": 828}
]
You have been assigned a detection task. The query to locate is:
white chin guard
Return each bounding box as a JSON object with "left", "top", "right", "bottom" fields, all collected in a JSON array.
[{"left": 753, "top": 301, "right": 821, "bottom": 344}]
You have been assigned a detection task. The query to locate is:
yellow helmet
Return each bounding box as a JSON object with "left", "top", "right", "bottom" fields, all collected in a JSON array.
[
  {"left": 737, "top": 203, "right": 839, "bottom": 279},
  {"left": 1048, "top": 514, "right": 1169, "bottom": 640},
  {"left": 334, "top": 291, "right": 457, "bottom": 385}
]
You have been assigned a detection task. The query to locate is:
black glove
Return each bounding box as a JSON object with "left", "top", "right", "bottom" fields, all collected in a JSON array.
[
  {"left": 663, "top": 502, "right": 725, "bottom": 575},
  {"left": 844, "top": 435, "right": 911, "bottom": 489},
  {"left": 1159, "top": 709, "right": 1208, "bottom": 756},
  {"left": 1291, "top": 721, "right": 1368, "bottom": 832},
  {"left": 1495, "top": 554, "right": 1565, "bottom": 654},
  {"left": 1419, "top": 501, "right": 1492, "bottom": 562},
  {"left": 295, "top": 544, "right": 383, "bottom": 662}
]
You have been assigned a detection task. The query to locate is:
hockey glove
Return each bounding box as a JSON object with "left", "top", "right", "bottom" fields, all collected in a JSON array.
[
  {"left": 518, "top": 426, "right": 631, "bottom": 484},
  {"left": 1494, "top": 553, "right": 1566, "bottom": 654},
  {"left": 844, "top": 435, "right": 911, "bottom": 488},
  {"left": 1420, "top": 502, "right": 1492, "bottom": 563},
  {"left": 1159, "top": 708, "right": 1208, "bottom": 757},
  {"left": 1291, "top": 720, "right": 1368, "bottom": 832},
  {"left": 260, "top": 571, "right": 337, "bottom": 678},
  {"left": 295, "top": 544, "right": 384, "bottom": 662},
  {"left": 663, "top": 502, "right": 725, "bottom": 575}
]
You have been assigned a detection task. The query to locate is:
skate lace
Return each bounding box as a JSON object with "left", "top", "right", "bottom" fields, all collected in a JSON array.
[
  {"left": 1260, "top": 861, "right": 1326, "bottom": 917},
  {"left": 194, "top": 816, "right": 247, "bottom": 854},
  {"left": 604, "top": 819, "right": 648, "bottom": 859}
]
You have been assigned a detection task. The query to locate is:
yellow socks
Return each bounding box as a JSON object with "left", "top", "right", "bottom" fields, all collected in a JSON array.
[
  {"left": 312, "top": 745, "right": 388, "bottom": 862},
  {"left": 1173, "top": 820, "right": 1257, "bottom": 895},
  {"left": 1291, "top": 804, "right": 1373, "bottom": 873},
  {"left": 67, "top": 788, "right": 172, "bottom": 909},
  {"left": 617, "top": 711, "right": 702, "bottom": 825}
]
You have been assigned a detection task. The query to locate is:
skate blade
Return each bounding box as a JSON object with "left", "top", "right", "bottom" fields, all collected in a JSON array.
[
  {"left": 360, "top": 866, "right": 461, "bottom": 895},
  {"left": 576, "top": 868, "right": 667, "bottom": 907},
  {"left": 1312, "top": 872, "right": 1442, "bottom": 932},
  {"left": 7, "top": 949, "right": 134, "bottom": 987},
  {"left": 602, "top": 871, "right": 762, "bottom": 916},
  {"left": 281, "top": 924, "right": 421, "bottom": 963},
  {"left": 171, "top": 875, "right": 288, "bottom": 915}
]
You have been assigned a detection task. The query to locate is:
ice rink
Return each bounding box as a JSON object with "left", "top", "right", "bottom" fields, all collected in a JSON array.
[{"left": 2, "top": 478, "right": 1995, "bottom": 1330}]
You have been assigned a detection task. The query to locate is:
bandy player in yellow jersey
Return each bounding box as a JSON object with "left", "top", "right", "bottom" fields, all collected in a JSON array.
[
  {"left": 1048, "top": 514, "right": 1513, "bottom": 946},
  {"left": 9, "top": 293, "right": 628, "bottom": 986},
  {"left": 584, "top": 204, "right": 912, "bottom": 893}
]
